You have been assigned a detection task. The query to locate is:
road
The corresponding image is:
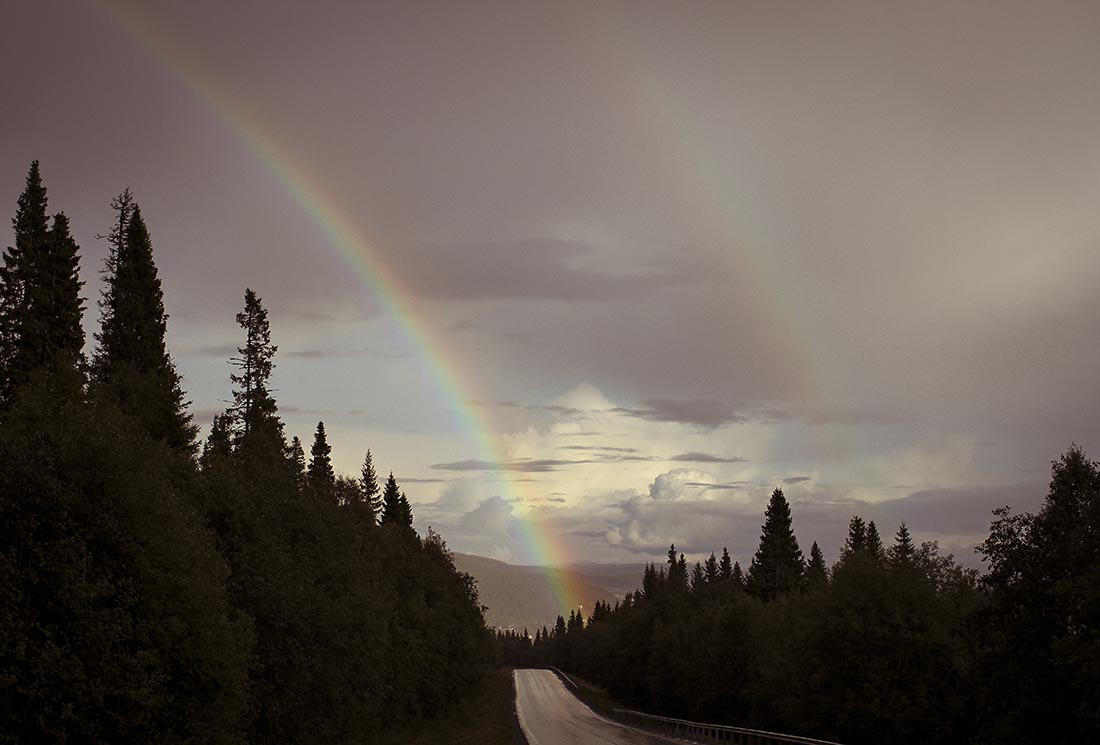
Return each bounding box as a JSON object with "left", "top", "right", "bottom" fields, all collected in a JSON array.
[{"left": 513, "top": 668, "right": 682, "bottom": 745}]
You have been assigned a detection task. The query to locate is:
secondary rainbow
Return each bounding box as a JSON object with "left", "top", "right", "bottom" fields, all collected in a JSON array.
[{"left": 98, "top": 0, "right": 584, "bottom": 624}]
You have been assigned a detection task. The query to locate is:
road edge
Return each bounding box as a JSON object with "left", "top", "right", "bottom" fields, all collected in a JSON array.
[{"left": 512, "top": 670, "right": 532, "bottom": 745}]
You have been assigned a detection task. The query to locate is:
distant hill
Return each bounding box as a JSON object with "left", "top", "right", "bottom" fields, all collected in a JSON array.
[{"left": 452, "top": 553, "right": 646, "bottom": 633}]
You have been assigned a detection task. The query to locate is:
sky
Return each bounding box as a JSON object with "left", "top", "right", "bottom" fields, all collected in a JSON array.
[{"left": 3, "top": 0, "right": 1099, "bottom": 568}]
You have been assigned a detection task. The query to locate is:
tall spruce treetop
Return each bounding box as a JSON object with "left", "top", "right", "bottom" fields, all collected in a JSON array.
[
  {"left": 746, "top": 487, "right": 804, "bottom": 600},
  {"left": 230, "top": 288, "right": 283, "bottom": 450},
  {"left": 201, "top": 413, "right": 233, "bottom": 468},
  {"left": 360, "top": 449, "right": 381, "bottom": 518},
  {"left": 731, "top": 561, "right": 745, "bottom": 590},
  {"left": 704, "top": 552, "right": 719, "bottom": 584},
  {"left": 805, "top": 541, "right": 829, "bottom": 590},
  {"left": 865, "top": 520, "right": 886, "bottom": 564},
  {"left": 0, "top": 162, "right": 85, "bottom": 400},
  {"left": 0, "top": 161, "right": 49, "bottom": 399},
  {"left": 887, "top": 522, "right": 916, "bottom": 571},
  {"left": 840, "top": 515, "right": 867, "bottom": 563},
  {"left": 719, "top": 548, "right": 734, "bottom": 582},
  {"left": 307, "top": 421, "right": 336, "bottom": 501},
  {"left": 380, "top": 471, "right": 413, "bottom": 527},
  {"left": 289, "top": 436, "right": 307, "bottom": 492},
  {"left": 93, "top": 200, "right": 195, "bottom": 452}
]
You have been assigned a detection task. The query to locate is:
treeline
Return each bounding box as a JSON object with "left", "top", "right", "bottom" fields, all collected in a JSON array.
[
  {"left": 498, "top": 452, "right": 1100, "bottom": 744},
  {"left": 0, "top": 162, "right": 489, "bottom": 743}
]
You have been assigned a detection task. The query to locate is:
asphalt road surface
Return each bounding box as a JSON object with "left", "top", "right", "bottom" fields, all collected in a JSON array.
[{"left": 513, "top": 668, "right": 682, "bottom": 745}]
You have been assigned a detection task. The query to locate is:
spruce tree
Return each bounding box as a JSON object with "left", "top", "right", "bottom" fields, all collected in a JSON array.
[
  {"left": 805, "top": 541, "right": 829, "bottom": 590},
  {"left": 642, "top": 563, "right": 658, "bottom": 598},
  {"left": 746, "top": 487, "right": 804, "bottom": 600},
  {"left": 0, "top": 163, "right": 84, "bottom": 399},
  {"left": 360, "top": 449, "right": 381, "bottom": 520},
  {"left": 398, "top": 490, "right": 414, "bottom": 526},
  {"left": 887, "top": 522, "right": 916, "bottom": 571},
  {"left": 307, "top": 421, "right": 335, "bottom": 502},
  {"left": 289, "top": 436, "right": 307, "bottom": 492},
  {"left": 690, "top": 561, "right": 705, "bottom": 592},
  {"left": 839, "top": 515, "right": 868, "bottom": 564},
  {"left": 40, "top": 213, "right": 85, "bottom": 369},
  {"left": 704, "top": 552, "right": 719, "bottom": 584},
  {"left": 201, "top": 413, "right": 233, "bottom": 468},
  {"left": 866, "top": 520, "right": 885, "bottom": 564},
  {"left": 731, "top": 561, "right": 744, "bottom": 590},
  {"left": 93, "top": 200, "right": 195, "bottom": 453},
  {"left": 229, "top": 289, "right": 284, "bottom": 459},
  {"left": 380, "top": 472, "right": 405, "bottom": 526},
  {"left": 719, "top": 548, "right": 733, "bottom": 582},
  {"left": 0, "top": 161, "right": 49, "bottom": 400}
]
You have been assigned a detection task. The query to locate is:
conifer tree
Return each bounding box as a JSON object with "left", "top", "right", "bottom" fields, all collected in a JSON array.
[
  {"left": 398, "top": 490, "right": 414, "bottom": 526},
  {"left": 839, "top": 515, "right": 868, "bottom": 564},
  {"left": 704, "top": 552, "right": 719, "bottom": 584},
  {"left": 380, "top": 471, "right": 411, "bottom": 526},
  {"left": 887, "top": 522, "right": 916, "bottom": 571},
  {"left": 866, "top": 520, "right": 885, "bottom": 564},
  {"left": 805, "top": 541, "right": 829, "bottom": 590},
  {"left": 0, "top": 163, "right": 85, "bottom": 399},
  {"left": 666, "top": 544, "right": 688, "bottom": 591},
  {"left": 289, "top": 436, "right": 307, "bottom": 492},
  {"left": 360, "top": 449, "right": 381, "bottom": 520},
  {"left": 746, "top": 487, "right": 804, "bottom": 600},
  {"left": 307, "top": 421, "right": 336, "bottom": 502},
  {"left": 201, "top": 413, "right": 233, "bottom": 468},
  {"left": 690, "top": 561, "right": 705, "bottom": 592},
  {"left": 642, "top": 562, "right": 658, "bottom": 598},
  {"left": 731, "top": 561, "right": 745, "bottom": 590},
  {"left": 93, "top": 200, "right": 195, "bottom": 452},
  {"left": 719, "top": 548, "right": 733, "bottom": 583},
  {"left": 0, "top": 161, "right": 49, "bottom": 400},
  {"left": 229, "top": 289, "right": 283, "bottom": 456}
]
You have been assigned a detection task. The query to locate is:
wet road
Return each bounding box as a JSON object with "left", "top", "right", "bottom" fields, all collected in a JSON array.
[{"left": 514, "top": 669, "right": 683, "bottom": 745}]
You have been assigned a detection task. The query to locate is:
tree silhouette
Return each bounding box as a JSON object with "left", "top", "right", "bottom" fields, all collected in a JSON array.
[
  {"left": 746, "top": 488, "right": 804, "bottom": 600},
  {"left": 0, "top": 162, "right": 84, "bottom": 399},
  {"left": 307, "top": 421, "right": 335, "bottom": 502},
  {"left": 805, "top": 541, "right": 829, "bottom": 590},
  {"left": 360, "top": 449, "right": 381, "bottom": 521},
  {"left": 93, "top": 200, "right": 195, "bottom": 453}
]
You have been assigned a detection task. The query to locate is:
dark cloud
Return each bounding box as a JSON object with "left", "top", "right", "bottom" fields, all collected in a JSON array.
[
  {"left": 558, "top": 445, "right": 641, "bottom": 453},
  {"left": 470, "top": 400, "right": 583, "bottom": 417},
  {"left": 603, "top": 481, "right": 1046, "bottom": 567},
  {"left": 430, "top": 454, "right": 653, "bottom": 472},
  {"left": 430, "top": 458, "right": 584, "bottom": 473},
  {"left": 397, "top": 238, "right": 708, "bottom": 302},
  {"left": 781, "top": 476, "right": 813, "bottom": 485},
  {"left": 613, "top": 399, "right": 751, "bottom": 429},
  {"left": 684, "top": 482, "right": 742, "bottom": 490},
  {"left": 286, "top": 346, "right": 410, "bottom": 359},
  {"left": 670, "top": 451, "right": 748, "bottom": 463}
]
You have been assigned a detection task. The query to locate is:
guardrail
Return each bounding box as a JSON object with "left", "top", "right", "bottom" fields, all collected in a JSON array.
[
  {"left": 612, "top": 709, "right": 845, "bottom": 745},
  {"left": 546, "top": 666, "right": 579, "bottom": 693}
]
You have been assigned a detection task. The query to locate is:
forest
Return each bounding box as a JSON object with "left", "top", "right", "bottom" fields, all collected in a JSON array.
[
  {"left": 498, "top": 454, "right": 1100, "bottom": 744},
  {"left": 0, "top": 162, "right": 489, "bottom": 744}
]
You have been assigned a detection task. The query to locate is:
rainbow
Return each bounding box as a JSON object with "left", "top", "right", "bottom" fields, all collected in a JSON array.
[{"left": 97, "top": 0, "right": 584, "bottom": 623}]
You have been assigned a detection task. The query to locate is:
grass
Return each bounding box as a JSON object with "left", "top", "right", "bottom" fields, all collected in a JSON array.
[{"left": 388, "top": 667, "right": 519, "bottom": 745}]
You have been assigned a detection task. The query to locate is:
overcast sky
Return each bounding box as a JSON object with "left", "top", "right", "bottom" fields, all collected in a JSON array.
[{"left": 4, "top": 0, "right": 1098, "bottom": 566}]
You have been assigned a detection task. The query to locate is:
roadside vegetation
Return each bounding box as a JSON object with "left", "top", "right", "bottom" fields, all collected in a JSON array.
[
  {"left": 498, "top": 448, "right": 1100, "bottom": 744},
  {"left": 0, "top": 162, "right": 490, "bottom": 743}
]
